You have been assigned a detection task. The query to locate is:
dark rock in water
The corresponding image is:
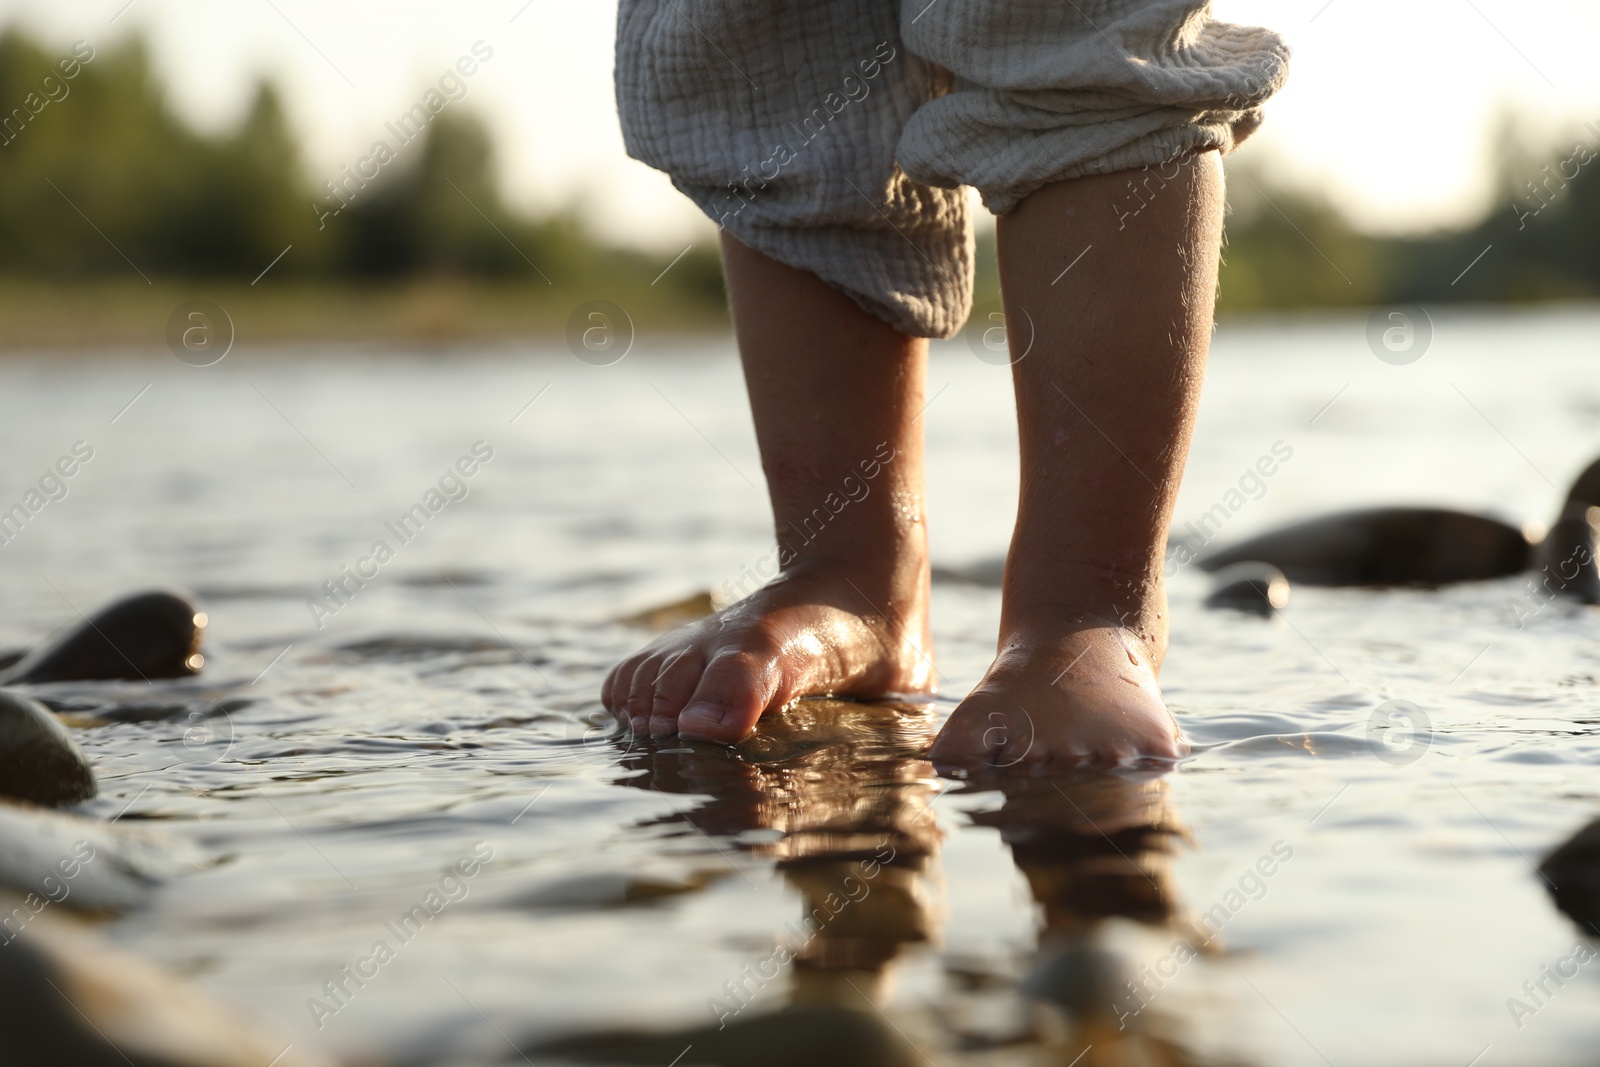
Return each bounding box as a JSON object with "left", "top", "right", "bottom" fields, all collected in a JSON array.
[
  {"left": 396, "top": 568, "right": 494, "bottom": 588},
  {"left": 528, "top": 1004, "right": 922, "bottom": 1067},
  {"left": 1538, "top": 509, "right": 1600, "bottom": 605},
  {"left": 0, "top": 891, "right": 334, "bottom": 1067},
  {"left": 1539, "top": 817, "right": 1600, "bottom": 936},
  {"left": 1204, "top": 562, "right": 1290, "bottom": 615},
  {"left": 931, "top": 558, "right": 1005, "bottom": 587},
  {"left": 1198, "top": 508, "right": 1533, "bottom": 586},
  {"left": 0, "top": 691, "right": 96, "bottom": 806},
  {"left": 1534, "top": 453, "right": 1600, "bottom": 604},
  {"left": 333, "top": 634, "right": 509, "bottom": 657},
  {"left": 0, "top": 591, "right": 206, "bottom": 684},
  {"left": 1566, "top": 455, "right": 1600, "bottom": 514}
]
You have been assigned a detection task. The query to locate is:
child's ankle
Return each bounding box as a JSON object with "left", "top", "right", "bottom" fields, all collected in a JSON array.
[
  {"left": 774, "top": 546, "right": 927, "bottom": 602},
  {"left": 998, "top": 599, "right": 1169, "bottom": 665}
]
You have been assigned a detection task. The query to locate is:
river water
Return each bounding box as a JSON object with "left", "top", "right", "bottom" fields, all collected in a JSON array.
[{"left": 2, "top": 305, "right": 1599, "bottom": 1066}]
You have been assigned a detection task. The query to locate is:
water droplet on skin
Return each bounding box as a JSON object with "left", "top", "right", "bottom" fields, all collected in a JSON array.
[
  {"left": 1067, "top": 612, "right": 1084, "bottom": 625},
  {"left": 1127, "top": 649, "right": 1139, "bottom": 665}
]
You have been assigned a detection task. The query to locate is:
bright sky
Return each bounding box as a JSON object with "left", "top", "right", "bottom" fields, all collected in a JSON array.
[{"left": 2, "top": 0, "right": 1596, "bottom": 250}]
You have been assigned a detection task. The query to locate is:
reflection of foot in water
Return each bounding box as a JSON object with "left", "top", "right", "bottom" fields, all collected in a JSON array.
[
  {"left": 532, "top": 699, "right": 944, "bottom": 1066},
  {"left": 603, "top": 238, "right": 935, "bottom": 745},
  {"left": 954, "top": 771, "right": 1211, "bottom": 1065},
  {"left": 539, "top": 703, "right": 1222, "bottom": 1066}
]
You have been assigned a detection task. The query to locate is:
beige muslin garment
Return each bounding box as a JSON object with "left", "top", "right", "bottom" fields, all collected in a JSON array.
[{"left": 616, "top": 0, "right": 1287, "bottom": 338}]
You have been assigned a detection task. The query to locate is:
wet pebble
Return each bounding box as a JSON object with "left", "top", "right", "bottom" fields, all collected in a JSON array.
[
  {"left": 0, "top": 891, "right": 335, "bottom": 1067},
  {"left": 1540, "top": 817, "right": 1600, "bottom": 935},
  {"left": 0, "top": 590, "right": 206, "bottom": 684},
  {"left": 0, "top": 690, "right": 96, "bottom": 806},
  {"left": 1539, "top": 511, "right": 1600, "bottom": 605},
  {"left": 528, "top": 1004, "right": 919, "bottom": 1067},
  {"left": 1204, "top": 561, "right": 1291, "bottom": 615}
]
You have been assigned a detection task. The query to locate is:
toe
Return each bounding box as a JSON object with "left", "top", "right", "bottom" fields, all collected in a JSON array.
[
  {"left": 990, "top": 707, "right": 1043, "bottom": 770},
  {"left": 676, "top": 646, "right": 783, "bottom": 745},
  {"left": 625, "top": 655, "right": 665, "bottom": 735},
  {"left": 648, "top": 648, "right": 705, "bottom": 737},
  {"left": 1146, "top": 729, "right": 1188, "bottom": 763},
  {"left": 928, "top": 703, "right": 1004, "bottom": 769},
  {"left": 603, "top": 654, "right": 641, "bottom": 718}
]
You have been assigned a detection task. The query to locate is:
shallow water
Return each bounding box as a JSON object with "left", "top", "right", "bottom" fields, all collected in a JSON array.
[{"left": 3, "top": 305, "right": 1600, "bottom": 1066}]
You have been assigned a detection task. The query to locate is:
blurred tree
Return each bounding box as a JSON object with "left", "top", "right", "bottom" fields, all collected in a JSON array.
[
  {"left": 1217, "top": 170, "right": 1387, "bottom": 311},
  {"left": 1215, "top": 120, "right": 1600, "bottom": 311},
  {"left": 4, "top": 25, "right": 1596, "bottom": 318},
  {"left": 0, "top": 33, "right": 323, "bottom": 277},
  {"left": 0, "top": 27, "right": 718, "bottom": 306},
  {"left": 332, "top": 111, "right": 591, "bottom": 280}
]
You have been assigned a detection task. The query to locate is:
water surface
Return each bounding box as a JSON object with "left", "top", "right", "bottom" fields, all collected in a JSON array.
[{"left": 2, "top": 306, "right": 1599, "bottom": 1066}]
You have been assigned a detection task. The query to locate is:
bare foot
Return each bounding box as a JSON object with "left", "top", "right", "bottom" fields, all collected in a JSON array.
[
  {"left": 929, "top": 611, "right": 1185, "bottom": 772},
  {"left": 928, "top": 157, "right": 1226, "bottom": 773},
  {"left": 602, "top": 559, "right": 933, "bottom": 744}
]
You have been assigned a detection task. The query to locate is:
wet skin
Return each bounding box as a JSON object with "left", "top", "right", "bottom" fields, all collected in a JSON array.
[{"left": 605, "top": 154, "right": 1226, "bottom": 768}]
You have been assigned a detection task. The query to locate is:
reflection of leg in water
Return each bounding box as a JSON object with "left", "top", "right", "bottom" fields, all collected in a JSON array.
[
  {"left": 655, "top": 699, "right": 944, "bottom": 1019},
  {"left": 532, "top": 699, "right": 942, "bottom": 1066},
  {"left": 951, "top": 772, "right": 1211, "bottom": 1065},
  {"left": 783, "top": 848, "right": 936, "bottom": 1011}
]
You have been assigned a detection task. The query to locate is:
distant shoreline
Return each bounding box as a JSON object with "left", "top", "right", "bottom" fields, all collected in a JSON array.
[
  {"left": 3, "top": 277, "right": 1599, "bottom": 354},
  {"left": 0, "top": 277, "right": 730, "bottom": 351}
]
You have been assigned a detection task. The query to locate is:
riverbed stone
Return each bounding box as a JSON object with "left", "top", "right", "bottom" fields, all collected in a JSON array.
[
  {"left": 0, "top": 891, "right": 338, "bottom": 1067},
  {"left": 0, "top": 590, "right": 207, "bottom": 684},
  {"left": 0, "top": 690, "right": 96, "bottom": 806}
]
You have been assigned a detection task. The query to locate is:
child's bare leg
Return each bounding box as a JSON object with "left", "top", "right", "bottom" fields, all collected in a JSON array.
[
  {"left": 931, "top": 150, "right": 1225, "bottom": 770},
  {"left": 603, "top": 234, "right": 934, "bottom": 743}
]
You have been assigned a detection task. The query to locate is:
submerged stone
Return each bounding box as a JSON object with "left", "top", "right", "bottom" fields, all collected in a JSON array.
[
  {"left": 930, "top": 558, "right": 1005, "bottom": 587},
  {"left": 616, "top": 589, "right": 724, "bottom": 630}
]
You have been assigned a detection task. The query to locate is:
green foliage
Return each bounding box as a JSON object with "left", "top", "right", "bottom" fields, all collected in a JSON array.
[
  {"left": 1216, "top": 130, "right": 1600, "bottom": 312},
  {"left": 4, "top": 26, "right": 1599, "bottom": 318},
  {"left": 1217, "top": 175, "right": 1387, "bottom": 311},
  {"left": 0, "top": 33, "right": 338, "bottom": 276},
  {"left": 0, "top": 28, "right": 722, "bottom": 314}
]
